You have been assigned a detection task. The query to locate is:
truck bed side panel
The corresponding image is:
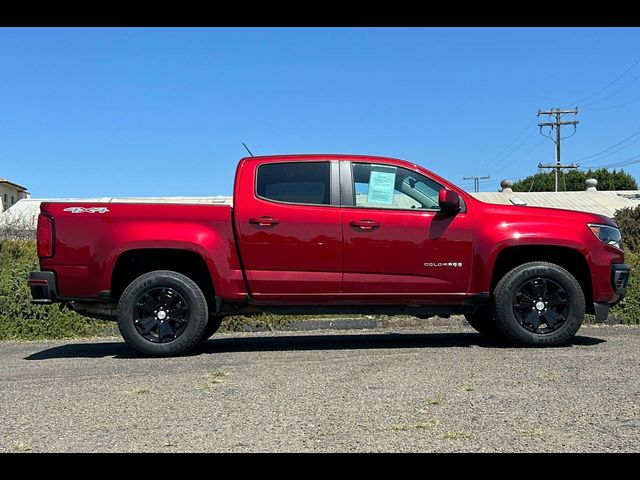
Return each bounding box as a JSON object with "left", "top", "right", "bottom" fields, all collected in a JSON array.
[{"left": 39, "top": 202, "right": 247, "bottom": 301}]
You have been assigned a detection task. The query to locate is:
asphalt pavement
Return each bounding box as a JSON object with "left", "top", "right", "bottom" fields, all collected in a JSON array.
[{"left": 1, "top": 320, "right": 638, "bottom": 452}]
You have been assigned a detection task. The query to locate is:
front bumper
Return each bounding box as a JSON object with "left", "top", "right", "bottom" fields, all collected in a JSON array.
[
  {"left": 593, "top": 263, "right": 630, "bottom": 322},
  {"left": 28, "top": 271, "right": 58, "bottom": 304},
  {"left": 611, "top": 263, "right": 630, "bottom": 296}
]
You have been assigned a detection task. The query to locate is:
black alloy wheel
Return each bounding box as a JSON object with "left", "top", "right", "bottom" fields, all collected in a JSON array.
[
  {"left": 133, "top": 287, "right": 190, "bottom": 343},
  {"left": 512, "top": 277, "right": 569, "bottom": 334},
  {"left": 117, "top": 270, "right": 209, "bottom": 356},
  {"left": 493, "top": 261, "right": 585, "bottom": 347}
]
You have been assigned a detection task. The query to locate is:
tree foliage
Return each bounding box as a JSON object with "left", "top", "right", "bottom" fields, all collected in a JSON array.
[
  {"left": 510, "top": 169, "right": 637, "bottom": 192},
  {"left": 614, "top": 206, "right": 640, "bottom": 255}
]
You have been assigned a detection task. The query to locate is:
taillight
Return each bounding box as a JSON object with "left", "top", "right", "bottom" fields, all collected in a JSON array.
[{"left": 37, "top": 214, "right": 54, "bottom": 258}]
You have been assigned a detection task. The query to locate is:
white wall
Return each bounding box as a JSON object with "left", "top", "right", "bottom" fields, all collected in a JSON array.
[{"left": 0, "top": 184, "right": 30, "bottom": 213}]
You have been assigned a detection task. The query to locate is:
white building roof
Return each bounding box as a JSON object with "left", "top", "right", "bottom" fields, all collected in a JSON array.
[{"left": 470, "top": 190, "right": 640, "bottom": 218}]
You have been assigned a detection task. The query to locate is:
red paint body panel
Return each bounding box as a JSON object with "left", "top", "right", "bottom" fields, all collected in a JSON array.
[
  {"left": 37, "top": 154, "right": 625, "bottom": 308},
  {"left": 39, "top": 203, "right": 247, "bottom": 301},
  {"left": 234, "top": 157, "right": 343, "bottom": 300},
  {"left": 341, "top": 208, "right": 473, "bottom": 296},
  {"left": 467, "top": 199, "right": 623, "bottom": 302}
]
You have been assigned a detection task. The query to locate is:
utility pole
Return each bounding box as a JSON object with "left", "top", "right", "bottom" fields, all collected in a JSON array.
[
  {"left": 537, "top": 108, "right": 579, "bottom": 192},
  {"left": 463, "top": 175, "right": 491, "bottom": 193}
]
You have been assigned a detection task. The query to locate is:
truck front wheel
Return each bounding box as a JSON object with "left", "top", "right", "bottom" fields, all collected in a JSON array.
[
  {"left": 463, "top": 312, "right": 503, "bottom": 339},
  {"left": 200, "top": 315, "right": 224, "bottom": 343},
  {"left": 117, "top": 270, "right": 209, "bottom": 356},
  {"left": 493, "top": 261, "right": 585, "bottom": 346}
]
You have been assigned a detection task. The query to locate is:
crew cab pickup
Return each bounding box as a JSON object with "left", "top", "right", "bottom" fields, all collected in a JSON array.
[{"left": 29, "top": 154, "right": 629, "bottom": 355}]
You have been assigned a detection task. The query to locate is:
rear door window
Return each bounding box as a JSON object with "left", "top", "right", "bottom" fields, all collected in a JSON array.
[{"left": 256, "top": 162, "right": 331, "bottom": 205}]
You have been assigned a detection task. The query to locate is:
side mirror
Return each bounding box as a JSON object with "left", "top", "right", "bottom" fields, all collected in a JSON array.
[{"left": 438, "top": 189, "right": 461, "bottom": 214}]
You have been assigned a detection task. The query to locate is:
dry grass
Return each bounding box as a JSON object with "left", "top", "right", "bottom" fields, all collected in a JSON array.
[
  {"left": 11, "top": 441, "right": 32, "bottom": 452},
  {"left": 203, "top": 370, "right": 228, "bottom": 389}
]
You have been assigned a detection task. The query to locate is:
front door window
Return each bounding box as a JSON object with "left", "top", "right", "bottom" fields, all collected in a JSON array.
[{"left": 352, "top": 163, "right": 442, "bottom": 210}]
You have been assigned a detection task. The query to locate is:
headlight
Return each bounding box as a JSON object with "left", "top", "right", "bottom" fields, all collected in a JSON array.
[{"left": 588, "top": 223, "right": 622, "bottom": 250}]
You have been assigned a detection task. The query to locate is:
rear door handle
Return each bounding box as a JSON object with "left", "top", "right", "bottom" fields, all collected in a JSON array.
[
  {"left": 349, "top": 219, "right": 380, "bottom": 231},
  {"left": 249, "top": 216, "right": 280, "bottom": 227}
]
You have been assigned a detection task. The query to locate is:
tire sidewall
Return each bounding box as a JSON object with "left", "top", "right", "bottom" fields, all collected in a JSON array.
[
  {"left": 201, "top": 315, "right": 224, "bottom": 342},
  {"left": 494, "top": 263, "right": 585, "bottom": 346},
  {"left": 464, "top": 312, "right": 503, "bottom": 338},
  {"left": 117, "top": 270, "right": 209, "bottom": 356}
]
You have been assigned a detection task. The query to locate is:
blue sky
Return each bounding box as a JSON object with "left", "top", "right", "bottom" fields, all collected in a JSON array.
[{"left": 1, "top": 27, "right": 640, "bottom": 197}]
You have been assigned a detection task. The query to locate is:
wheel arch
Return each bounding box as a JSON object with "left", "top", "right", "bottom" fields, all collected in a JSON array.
[
  {"left": 111, "top": 248, "right": 218, "bottom": 311},
  {"left": 490, "top": 245, "right": 593, "bottom": 310}
]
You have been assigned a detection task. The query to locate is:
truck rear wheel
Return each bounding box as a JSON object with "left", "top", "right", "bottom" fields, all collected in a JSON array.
[
  {"left": 493, "top": 261, "right": 585, "bottom": 346},
  {"left": 117, "top": 270, "right": 208, "bottom": 356}
]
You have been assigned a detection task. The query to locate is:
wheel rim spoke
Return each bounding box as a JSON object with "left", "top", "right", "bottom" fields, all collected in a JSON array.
[
  {"left": 544, "top": 309, "right": 562, "bottom": 328},
  {"left": 532, "top": 279, "right": 545, "bottom": 299},
  {"left": 514, "top": 292, "right": 534, "bottom": 310},
  {"left": 165, "top": 290, "right": 181, "bottom": 308},
  {"left": 547, "top": 290, "right": 568, "bottom": 307},
  {"left": 525, "top": 311, "right": 541, "bottom": 331},
  {"left": 139, "top": 316, "right": 158, "bottom": 334},
  {"left": 164, "top": 321, "right": 176, "bottom": 337},
  {"left": 157, "top": 321, "right": 167, "bottom": 341},
  {"left": 167, "top": 305, "right": 188, "bottom": 317},
  {"left": 141, "top": 296, "right": 159, "bottom": 312}
]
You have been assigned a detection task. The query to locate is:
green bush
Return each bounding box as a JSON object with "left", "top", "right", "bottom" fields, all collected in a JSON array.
[
  {"left": 611, "top": 250, "right": 640, "bottom": 324},
  {"left": 0, "top": 240, "right": 113, "bottom": 340},
  {"left": 614, "top": 206, "right": 640, "bottom": 254}
]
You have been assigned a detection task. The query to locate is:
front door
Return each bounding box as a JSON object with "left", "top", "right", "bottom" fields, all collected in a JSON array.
[
  {"left": 235, "top": 159, "right": 342, "bottom": 301},
  {"left": 341, "top": 161, "right": 474, "bottom": 302}
]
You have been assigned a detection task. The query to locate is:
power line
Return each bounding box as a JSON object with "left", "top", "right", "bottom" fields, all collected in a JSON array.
[
  {"left": 589, "top": 94, "right": 640, "bottom": 111},
  {"left": 575, "top": 127, "right": 640, "bottom": 163},
  {"left": 587, "top": 153, "right": 640, "bottom": 170},
  {"left": 577, "top": 130, "right": 640, "bottom": 162},
  {"left": 573, "top": 57, "right": 640, "bottom": 105},
  {"left": 486, "top": 139, "right": 546, "bottom": 177},
  {"left": 582, "top": 74, "right": 640, "bottom": 108},
  {"left": 471, "top": 118, "right": 538, "bottom": 175},
  {"left": 580, "top": 136, "right": 640, "bottom": 166}
]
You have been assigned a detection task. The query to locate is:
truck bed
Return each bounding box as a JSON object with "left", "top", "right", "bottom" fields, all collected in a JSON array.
[{"left": 38, "top": 200, "right": 246, "bottom": 301}]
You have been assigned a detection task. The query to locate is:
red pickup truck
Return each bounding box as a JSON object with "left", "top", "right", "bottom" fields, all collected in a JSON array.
[{"left": 29, "top": 154, "right": 629, "bottom": 356}]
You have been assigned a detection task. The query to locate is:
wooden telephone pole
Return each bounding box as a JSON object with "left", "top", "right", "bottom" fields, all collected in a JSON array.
[
  {"left": 537, "top": 108, "right": 579, "bottom": 191},
  {"left": 462, "top": 175, "right": 491, "bottom": 192}
]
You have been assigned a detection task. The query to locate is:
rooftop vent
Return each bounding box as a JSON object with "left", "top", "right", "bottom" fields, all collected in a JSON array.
[{"left": 500, "top": 179, "right": 513, "bottom": 193}]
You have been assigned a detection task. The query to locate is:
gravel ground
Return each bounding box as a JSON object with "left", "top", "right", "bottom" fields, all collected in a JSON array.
[{"left": 1, "top": 320, "right": 639, "bottom": 452}]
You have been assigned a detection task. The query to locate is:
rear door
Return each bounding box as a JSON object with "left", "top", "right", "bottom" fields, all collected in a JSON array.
[{"left": 235, "top": 159, "right": 343, "bottom": 301}]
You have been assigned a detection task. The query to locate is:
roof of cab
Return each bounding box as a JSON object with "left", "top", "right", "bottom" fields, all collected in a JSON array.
[{"left": 239, "top": 153, "right": 421, "bottom": 169}]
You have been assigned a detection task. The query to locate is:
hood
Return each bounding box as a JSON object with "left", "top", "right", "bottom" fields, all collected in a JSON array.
[{"left": 471, "top": 198, "right": 618, "bottom": 228}]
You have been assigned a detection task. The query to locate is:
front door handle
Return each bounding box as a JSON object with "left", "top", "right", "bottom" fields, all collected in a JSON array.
[
  {"left": 349, "top": 219, "right": 380, "bottom": 231},
  {"left": 249, "top": 216, "right": 280, "bottom": 227}
]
